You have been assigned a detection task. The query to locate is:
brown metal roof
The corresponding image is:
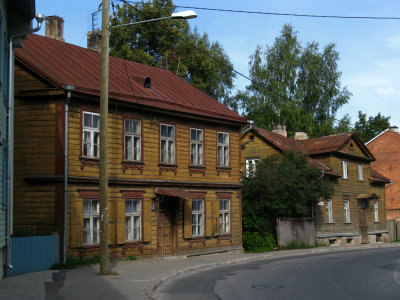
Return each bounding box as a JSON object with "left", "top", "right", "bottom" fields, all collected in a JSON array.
[
  {"left": 15, "top": 34, "right": 247, "bottom": 124},
  {"left": 154, "top": 187, "right": 190, "bottom": 199},
  {"left": 370, "top": 168, "right": 391, "bottom": 184},
  {"left": 299, "top": 132, "right": 354, "bottom": 155}
]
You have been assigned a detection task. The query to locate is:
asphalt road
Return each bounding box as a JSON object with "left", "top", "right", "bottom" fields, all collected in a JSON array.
[{"left": 155, "top": 247, "right": 400, "bottom": 300}]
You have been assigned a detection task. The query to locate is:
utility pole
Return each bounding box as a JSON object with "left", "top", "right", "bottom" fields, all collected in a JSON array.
[{"left": 99, "top": 0, "right": 110, "bottom": 275}]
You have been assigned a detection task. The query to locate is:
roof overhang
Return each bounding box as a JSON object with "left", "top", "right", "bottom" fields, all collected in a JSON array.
[
  {"left": 155, "top": 187, "right": 191, "bottom": 199},
  {"left": 357, "top": 193, "right": 379, "bottom": 200}
]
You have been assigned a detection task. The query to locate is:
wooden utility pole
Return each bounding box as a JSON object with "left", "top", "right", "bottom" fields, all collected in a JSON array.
[{"left": 99, "top": 0, "right": 110, "bottom": 275}]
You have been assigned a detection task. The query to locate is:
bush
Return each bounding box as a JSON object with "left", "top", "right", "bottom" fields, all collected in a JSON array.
[
  {"left": 243, "top": 232, "right": 276, "bottom": 252},
  {"left": 52, "top": 252, "right": 100, "bottom": 270}
]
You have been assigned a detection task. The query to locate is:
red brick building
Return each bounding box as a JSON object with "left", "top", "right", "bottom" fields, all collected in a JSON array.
[{"left": 366, "top": 127, "right": 400, "bottom": 221}]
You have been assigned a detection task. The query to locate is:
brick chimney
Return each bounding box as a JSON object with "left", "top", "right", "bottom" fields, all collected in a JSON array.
[
  {"left": 87, "top": 30, "right": 102, "bottom": 52},
  {"left": 295, "top": 130, "right": 308, "bottom": 140},
  {"left": 272, "top": 125, "right": 287, "bottom": 137},
  {"left": 45, "top": 16, "right": 64, "bottom": 41}
]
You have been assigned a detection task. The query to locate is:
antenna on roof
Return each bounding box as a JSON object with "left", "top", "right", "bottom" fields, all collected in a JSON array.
[{"left": 91, "top": 4, "right": 102, "bottom": 30}]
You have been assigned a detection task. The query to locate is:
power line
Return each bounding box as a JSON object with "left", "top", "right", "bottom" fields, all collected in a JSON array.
[{"left": 125, "top": 1, "right": 400, "bottom": 21}]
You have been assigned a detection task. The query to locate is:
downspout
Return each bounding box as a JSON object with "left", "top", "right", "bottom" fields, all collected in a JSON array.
[
  {"left": 62, "top": 85, "right": 74, "bottom": 263},
  {"left": 6, "top": 14, "right": 44, "bottom": 271}
]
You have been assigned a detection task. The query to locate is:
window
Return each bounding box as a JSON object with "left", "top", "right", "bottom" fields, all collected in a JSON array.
[
  {"left": 342, "top": 160, "right": 348, "bottom": 179},
  {"left": 219, "top": 199, "right": 230, "bottom": 234},
  {"left": 358, "top": 164, "right": 363, "bottom": 181},
  {"left": 192, "top": 199, "right": 204, "bottom": 236},
  {"left": 83, "top": 199, "right": 100, "bottom": 245},
  {"left": 190, "top": 128, "right": 203, "bottom": 165},
  {"left": 344, "top": 200, "right": 351, "bottom": 223},
  {"left": 374, "top": 201, "right": 379, "bottom": 222},
  {"left": 326, "top": 199, "right": 333, "bottom": 223},
  {"left": 124, "top": 119, "right": 141, "bottom": 161},
  {"left": 217, "top": 132, "right": 229, "bottom": 167},
  {"left": 160, "top": 124, "right": 175, "bottom": 164},
  {"left": 245, "top": 158, "right": 259, "bottom": 177},
  {"left": 125, "top": 199, "right": 141, "bottom": 241},
  {"left": 82, "top": 112, "right": 100, "bottom": 158}
]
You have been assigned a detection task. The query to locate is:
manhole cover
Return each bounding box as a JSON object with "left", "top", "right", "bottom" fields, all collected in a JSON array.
[{"left": 251, "top": 284, "right": 283, "bottom": 289}]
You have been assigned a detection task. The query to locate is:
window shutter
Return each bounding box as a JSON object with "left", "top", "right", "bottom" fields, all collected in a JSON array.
[
  {"left": 70, "top": 200, "right": 83, "bottom": 248},
  {"left": 213, "top": 199, "right": 220, "bottom": 235},
  {"left": 184, "top": 198, "right": 192, "bottom": 239},
  {"left": 116, "top": 200, "right": 125, "bottom": 244},
  {"left": 142, "top": 199, "right": 152, "bottom": 242},
  {"left": 108, "top": 202, "right": 115, "bottom": 245},
  {"left": 205, "top": 198, "right": 213, "bottom": 237}
]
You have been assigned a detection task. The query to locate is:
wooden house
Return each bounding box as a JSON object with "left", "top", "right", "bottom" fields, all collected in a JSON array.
[
  {"left": 13, "top": 29, "right": 247, "bottom": 260},
  {"left": 241, "top": 125, "right": 390, "bottom": 245}
]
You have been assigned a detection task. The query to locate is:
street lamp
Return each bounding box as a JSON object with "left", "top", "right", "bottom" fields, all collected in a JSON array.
[{"left": 99, "top": 0, "right": 196, "bottom": 275}]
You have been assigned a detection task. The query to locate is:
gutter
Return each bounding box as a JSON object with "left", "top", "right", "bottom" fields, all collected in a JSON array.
[{"left": 6, "top": 13, "right": 44, "bottom": 272}]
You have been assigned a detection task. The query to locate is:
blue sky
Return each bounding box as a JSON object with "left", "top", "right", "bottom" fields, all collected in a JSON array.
[{"left": 35, "top": 0, "right": 400, "bottom": 128}]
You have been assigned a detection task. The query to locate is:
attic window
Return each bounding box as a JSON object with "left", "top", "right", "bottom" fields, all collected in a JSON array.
[
  {"left": 144, "top": 77, "right": 151, "bottom": 88},
  {"left": 349, "top": 143, "right": 354, "bottom": 150},
  {"left": 249, "top": 135, "right": 254, "bottom": 141}
]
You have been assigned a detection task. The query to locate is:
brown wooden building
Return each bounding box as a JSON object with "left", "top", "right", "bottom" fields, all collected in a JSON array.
[
  {"left": 13, "top": 32, "right": 247, "bottom": 260},
  {"left": 241, "top": 125, "right": 390, "bottom": 245}
]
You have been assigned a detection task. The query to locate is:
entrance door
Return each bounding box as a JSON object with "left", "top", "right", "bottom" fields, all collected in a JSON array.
[
  {"left": 158, "top": 198, "right": 176, "bottom": 256},
  {"left": 358, "top": 201, "right": 369, "bottom": 243}
]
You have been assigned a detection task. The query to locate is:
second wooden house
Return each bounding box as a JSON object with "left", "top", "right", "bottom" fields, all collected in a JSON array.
[
  {"left": 13, "top": 22, "right": 247, "bottom": 260},
  {"left": 241, "top": 125, "right": 390, "bottom": 245}
]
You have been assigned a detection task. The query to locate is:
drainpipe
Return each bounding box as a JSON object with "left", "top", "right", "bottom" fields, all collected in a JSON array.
[
  {"left": 6, "top": 14, "right": 45, "bottom": 271},
  {"left": 62, "top": 85, "right": 74, "bottom": 263}
]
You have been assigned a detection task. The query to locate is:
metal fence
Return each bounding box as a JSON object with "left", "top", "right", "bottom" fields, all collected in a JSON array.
[{"left": 8, "top": 234, "right": 59, "bottom": 276}]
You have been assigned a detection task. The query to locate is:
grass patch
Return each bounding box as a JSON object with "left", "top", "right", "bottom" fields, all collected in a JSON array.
[
  {"left": 393, "top": 239, "right": 400, "bottom": 243},
  {"left": 52, "top": 252, "right": 100, "bottom": 270}
]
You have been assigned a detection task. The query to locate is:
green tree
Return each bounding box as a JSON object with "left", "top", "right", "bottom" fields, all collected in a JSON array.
[
  {"left": 109, "top": 0, "right": 235, "bottom": 103},
  {"left": 233, "top": 24, "right": 351, "bottom": 137},
  {"left": 354, "top": 111, "right": 391, "bottom": 143},
  {"left": 242, "top": 151, "right": 333, "bottom": 239}
]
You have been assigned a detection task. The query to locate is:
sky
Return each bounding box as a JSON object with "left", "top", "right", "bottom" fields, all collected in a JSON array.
[{"left": 35, "top": 0, "right": 400, "bottom": 127}]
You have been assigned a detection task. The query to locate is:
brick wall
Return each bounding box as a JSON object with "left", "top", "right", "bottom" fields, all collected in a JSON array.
[{"left": 367, "top": 129, "right": 400, "bottom": 220}]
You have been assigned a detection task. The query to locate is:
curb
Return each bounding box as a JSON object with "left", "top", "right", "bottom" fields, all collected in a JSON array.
[{"left": 145, "top": 242, "right": 400, "bottom": 299}]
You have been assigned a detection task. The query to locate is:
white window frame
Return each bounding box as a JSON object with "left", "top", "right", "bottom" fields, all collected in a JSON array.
[
  {"left": 124, "top": 119, "right": 141, "bottom": 161},
  {"left": 245, "top": 158, "right": 259, "bottom": 177},
  {"left": 344, "top": 200, "right": 351, "bottom": 223},
  {"left": 374, "top": 201, "right": 379, "bottom": 222},
  {"left": 192, "top": 199, "right": 204, "bottom": 237},
  {"left": 83, "top": 199, "right": 100, "bottom": 245},
  {"left": 190, "top": 128, "right": 203, "bottom": 166},
  {"left": 219, "top": 199, "right": 230, "bottom": 234},
  {"left": 160, "top": 123, "right": 175, "bottom": 164},
  {"left": 342, "top": 160, "right": 348, "bottom": 179},
  {"left": 125, "top": 199, "right": 142, "bottom": 242},
  {"left": 326, "top": 199, "right": 333, "bottom": 223},
  {"left": 358, "top": 164, "right": 364, "bottom": 181},
  {"left": 217, "top": 132, "right": 229, "bottom": 167},
  {"left": 82, "top": 111, "right": 100, "bottom": 158}
]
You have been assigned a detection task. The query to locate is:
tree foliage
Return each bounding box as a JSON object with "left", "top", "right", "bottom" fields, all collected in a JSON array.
[
  {"left": 231, "top": 24, "right": 351, "bottom": 138},
  {"left": 334, "top": 111, "right": 391, "bottom": 143},
  {"left": 109, "top": 0, "right": 235, "bottom": 103},
  {"left": 242, "top": 151, "right": 333, "bottom": 237}
]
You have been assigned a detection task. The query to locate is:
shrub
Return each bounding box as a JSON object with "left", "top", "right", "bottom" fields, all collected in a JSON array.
[{"left": 243, "top": 231, "right": 276, "bottom": 252}]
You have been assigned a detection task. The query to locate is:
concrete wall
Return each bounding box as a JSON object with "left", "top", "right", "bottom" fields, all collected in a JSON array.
[
  {"left": 386, "top": 219, "right": 400, "bottom": 242},
  {"left": 276, "top": 218, "right": 315, "bottom": 247}
]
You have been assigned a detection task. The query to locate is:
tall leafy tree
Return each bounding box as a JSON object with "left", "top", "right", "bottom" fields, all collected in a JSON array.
[
  {"left": 109, "top": 0, "right": 235, "bottom": 103},
  {"left": 234, "top": 24, "right": 351, "bottom": 137},
  {"left": 354, "top": 111, "right": 391, "bottom": 143}
]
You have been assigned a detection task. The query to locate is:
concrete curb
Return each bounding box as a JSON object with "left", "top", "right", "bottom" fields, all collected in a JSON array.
[{"left": 145, "top": 242, "right": 400, "bottom": 299}]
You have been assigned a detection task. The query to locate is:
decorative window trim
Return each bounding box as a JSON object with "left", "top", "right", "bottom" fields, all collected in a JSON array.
[
  {"left": 216, "top": 167, "right": 231, "bottom": 176},
  {"left": 160, "top": 123, "right": 175, "bottom": 164},
  {"left": 124, "top": 118, "right": 142, "bottom": 162},
  {"left": 125, "top": 198, "right": 142, "bottom": 242},
  {"left": 190, "top": 128, "right": 204, "bottom": 166},
  {"left": 79, "top": 156, "right": 99, "bottom": 170},
  {"left": 344, "top": 200, "right": 351, "bottom": 223},
  {"left": 189, "top": 165, "right": 206, "bottom": 176},
  {"left": 81, "top": 111, "right": 100, "bottom": 159},
  {"left": 122, "top": 160, "right": 144, "bottom": 174},
  {"left": 158, "top": 163, "right": 178, "bottom": 175},
  {"left": 217, "top": 132, "right": 230, "bottom": 167},
  {"left": 83, "top": 199, "right": 100, "bottom": 245}
]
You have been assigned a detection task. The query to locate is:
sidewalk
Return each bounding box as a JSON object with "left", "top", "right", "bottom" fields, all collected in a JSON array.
[{"left": 1, "top": 242, "right": 399, "bottom": 300}]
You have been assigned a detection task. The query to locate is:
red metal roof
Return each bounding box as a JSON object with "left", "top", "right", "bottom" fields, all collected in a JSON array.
[
  {"left": 370, "top": 169, "right": 391, "bottom": 183},
  {"left": 300, "top": 133, "right": 354, "bottom": 155},
  {"left": 15, "top": 34, "right": 247, "bottom": 124}
]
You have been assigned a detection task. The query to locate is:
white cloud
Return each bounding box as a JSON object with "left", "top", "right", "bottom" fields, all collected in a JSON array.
[{"left": 374, "top": 85, "right": 396, "bottom": 99}]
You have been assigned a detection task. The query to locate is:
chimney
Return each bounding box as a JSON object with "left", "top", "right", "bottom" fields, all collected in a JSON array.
[
  {"left": 389, "top": 126, "right": 399, "bottom": 133},
  {"left": 45, "top": 16, "right": 64, "bottom": 41},
  {"left": 295, "top": 130, "right": 308, "bottom": 140},
  {"left": 87, "top": 30, "right": 102, "bottom": 52},
  {"left": 272, "top": 125, "right": 287, "bottom": 137}
]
